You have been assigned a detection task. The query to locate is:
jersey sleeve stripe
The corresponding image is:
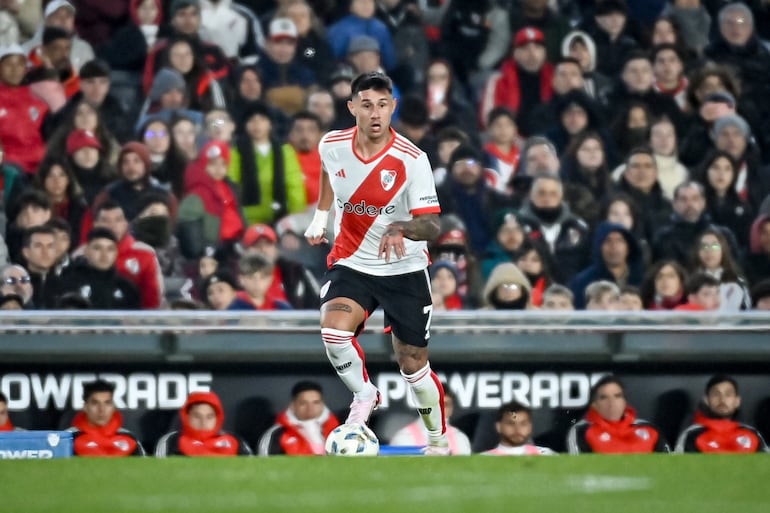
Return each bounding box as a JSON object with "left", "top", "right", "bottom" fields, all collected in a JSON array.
[
  {"left": 393, "top": 141, "right": 421, "bottom": 159},
  {"left": 411, "top": 206, "right": 441, "bottom": 215},
  {"left": 394, "top": 135, "right": 422, "bottom": 154}
]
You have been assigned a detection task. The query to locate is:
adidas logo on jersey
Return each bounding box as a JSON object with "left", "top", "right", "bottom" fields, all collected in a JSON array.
[{"left": 335, "top": 169, "right": 346, "bottom": 178}]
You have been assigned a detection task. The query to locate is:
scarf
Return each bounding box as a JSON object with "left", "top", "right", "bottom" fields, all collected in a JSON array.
[
  {"left": 236, "top": 134, "right": 287, "bottom": 220},
  {"left": 276, "top": 408, "right": 339, "bottom": 455}
]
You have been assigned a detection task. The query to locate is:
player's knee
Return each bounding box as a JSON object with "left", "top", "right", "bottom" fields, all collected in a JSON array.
[{"left": 396, "top": 351, "right": 428, "bottom": 375}]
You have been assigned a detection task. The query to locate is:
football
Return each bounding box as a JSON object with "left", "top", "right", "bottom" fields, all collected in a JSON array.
[{"left": 325, "top": 423, "right": 380, "bottom": 456}]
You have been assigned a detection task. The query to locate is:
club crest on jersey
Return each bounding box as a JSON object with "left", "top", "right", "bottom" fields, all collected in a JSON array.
[{"left": 380, "top": 169, "right": 397, "bottom": 191}]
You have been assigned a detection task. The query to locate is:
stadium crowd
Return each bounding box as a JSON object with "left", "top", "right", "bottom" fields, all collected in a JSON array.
[{"left": 1, "top": 0, "right": 770, "bottom": 311}]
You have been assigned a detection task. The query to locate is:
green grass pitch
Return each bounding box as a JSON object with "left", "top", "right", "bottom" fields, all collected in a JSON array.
[{"left": 2, "top": 455, "right": 769, "bottom": 513}]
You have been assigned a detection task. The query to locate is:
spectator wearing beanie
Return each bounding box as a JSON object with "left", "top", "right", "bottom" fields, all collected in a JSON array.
[
  {"left": 135, "top": 67, "right": 204, "bottom": 133},
  {"left": 199, "top": 269, "right": 240, "bottom": 310},
  {"left": 21, "top": 0, "right": 95, "bottom": 73},
  {"left": 58, "top": 227, "right": 141, "bottom": 310},
  {"left": 92, "top": 142, "right": 178, "bottom": 223},
  {"left": 65, "top": 128, "right": 116, "bottom": 204},
  {"left": 178, "top": 140, "right": 246, "bottom": 260},
  {"left": 0, "top": 44, "right": 49, "bottom": 174}
]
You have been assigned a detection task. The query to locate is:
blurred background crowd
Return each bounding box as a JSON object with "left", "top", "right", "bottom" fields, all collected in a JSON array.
[{"left": 1, "top": 0, "right": 770, "bottom": 312}]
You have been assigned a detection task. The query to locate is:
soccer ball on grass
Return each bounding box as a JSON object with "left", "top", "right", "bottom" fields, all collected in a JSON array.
[{"left": 325, "top": 423, "right": 380, "bottom": 456}]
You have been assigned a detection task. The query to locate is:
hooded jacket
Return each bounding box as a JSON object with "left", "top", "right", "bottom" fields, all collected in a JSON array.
[
  {"left": 0, "top": 83, "right": 49, "bottom": 174},
  {"left": 560, "top": 30, "right": 613, "bottom": 105},
  {"left": 69, "top": 410, "right": 144, "bottom": 457},
  {"left": 570, "top": 222, "right": 644, "bottom": 309},
  {"left": 567, "top": 406, "right": 668, "bottom": 454},
  {"left": 154, "top": 391, "right": 252, "bottom": 457},
  {"left": 178, "top": 142, "right": 246, "bottom": 258},
  {"left": 258, "top": 407, "right": 339, "bottom": 456},
  {"left": 675, "top": 407, "right": 769, "bottom": 454}
]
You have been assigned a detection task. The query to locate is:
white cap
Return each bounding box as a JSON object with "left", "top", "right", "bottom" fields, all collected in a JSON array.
[
  {"left": 269, "top": 17, "right": 298, "bottom": 40},
  {"left": 0, "top": 44, "right": 26, "bottom": 61},
  {"left": 44, "top": 0, "right": 76, "bottom": 19}
]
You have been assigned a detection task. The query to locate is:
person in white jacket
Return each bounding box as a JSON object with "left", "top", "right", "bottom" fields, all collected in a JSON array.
[
  {"left": 20, "top": 0, "right": 94, "bottom": 72},
  {"left": 389, "top": 386, "right": 472, "bottom": 455}
]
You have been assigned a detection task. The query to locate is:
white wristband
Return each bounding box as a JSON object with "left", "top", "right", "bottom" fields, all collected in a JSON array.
[{"left": 304, "top": 209, "right": 329, "bottom": 238}]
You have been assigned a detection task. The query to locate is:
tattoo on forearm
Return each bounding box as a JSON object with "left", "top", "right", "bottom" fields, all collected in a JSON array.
[
  {"left": 390, "top": 215, "right": 440, "bottom": 241},
  {"left": 325, "top": 303, "right": 353, "bottom": 313}
]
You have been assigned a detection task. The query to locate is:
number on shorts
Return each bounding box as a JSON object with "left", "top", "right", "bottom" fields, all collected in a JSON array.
[{"left": 423, "top": 304, "right": 433, "bottom": 340}]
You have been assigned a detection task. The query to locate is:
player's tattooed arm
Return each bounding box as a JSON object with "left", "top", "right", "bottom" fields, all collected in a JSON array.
[{"left": 386, "top": 214, "right": 440, "bottom": 241}]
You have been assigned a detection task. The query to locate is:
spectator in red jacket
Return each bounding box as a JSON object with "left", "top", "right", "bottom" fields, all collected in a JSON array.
[
  {"left": 68, "top": 379, "right": 145, "bottom": 457},
  {"left": 675, "top": 375, "right": 769, "bottom": 453},
  {"left": 0, "top": 44, "right": 49, "bottom": 174},
  {"left": 155, "top": 390, "right": 252, "bottom": 457},
  {"left": 92, "top": 200, "right": 164, "bottom": 308},
  {"left": 257, "top": 381, "right": 340, "bottom": 455},
  {"left": 479, "top": 27, "right": 553, "bottom": 135},
  {"left": 566, "top": 375, "right": 669, "bottom": 454},
  {"left": 673, "top": 272, "right": 721, "bottom": 311}
]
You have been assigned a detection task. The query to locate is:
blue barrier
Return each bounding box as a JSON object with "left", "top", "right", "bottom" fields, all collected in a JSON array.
[
  {"left": 378, "top": 445, "right": 424, "bottom": 456},
  {"left": 0, "top": 431, "right": 73, "bottom": 459}
]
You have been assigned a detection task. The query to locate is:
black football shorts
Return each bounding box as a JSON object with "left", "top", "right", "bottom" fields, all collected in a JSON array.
[{"left": 320, "top": 265, "right": 433, "bottom": 347}]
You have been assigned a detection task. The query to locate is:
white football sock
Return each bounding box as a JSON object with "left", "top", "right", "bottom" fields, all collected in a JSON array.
[
  {"left": 321, "top": 328, "right": 375, "bottom": 398},
  {"left": 401, "top": 362, "right": 446, "bottom": 439}
]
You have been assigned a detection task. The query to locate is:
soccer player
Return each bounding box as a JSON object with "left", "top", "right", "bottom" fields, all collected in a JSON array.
[{"left": 304, "top": 71, "right": 448, "bottom": 454}]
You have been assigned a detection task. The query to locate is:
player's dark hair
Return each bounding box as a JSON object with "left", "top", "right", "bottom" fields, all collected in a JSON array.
[
  {"left": 705, "top": 374, "right": 739, "bottom": 395},
  {"left": 82, "top": 379, "right": 115, "bottom": 401},
  {"left": 0, "top": 391, "right": 7, "bottom": 404},
  {"left": 22, "top": 225, "right": 57, "bottom": 248},
  {"left": 291, "top": 380, "right": 323, "bottom": 398},
  {"left": 589, "top": 375, "right": 625, "bottom": 403},
  {"left": 498, "top": 400, "right": 531, "bottom": 421},
  {"left": 350, "top": 71, "right": 393, "bottom": 95}
]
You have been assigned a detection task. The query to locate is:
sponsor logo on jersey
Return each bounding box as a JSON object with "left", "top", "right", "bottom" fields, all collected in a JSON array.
[
  {"left": 380, "top": 170, "right": 397, "bottom": 191},
  {"left": 337, "top": 199, "right": 396, "bottom": 217}
]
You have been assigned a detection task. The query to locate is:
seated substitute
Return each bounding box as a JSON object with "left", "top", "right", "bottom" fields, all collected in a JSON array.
[
  {"left": 67, "top": 380, "right": 145, "bottom": 457},
  {"left": 675, "top": 375, "right": 769, "bottom": 453},
  {"left": 155, "top": 391, "right": 252, "bottom": 457},
  {"left": 389, "top": 386, "right": 472, "bottom": 455},
  {"left": 566, "top": 375, "right": 669, "bottom": 454},
  {"left": 482, "top": 401, "right": 555, "bottom": 456},
  {"left": 258, "top": 381, "right": 340, "bottom": 456}
]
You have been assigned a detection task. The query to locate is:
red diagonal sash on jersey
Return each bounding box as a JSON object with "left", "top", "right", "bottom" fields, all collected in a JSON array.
[{"left": 330, "top": 154, "right": 407, "bottom": 265}]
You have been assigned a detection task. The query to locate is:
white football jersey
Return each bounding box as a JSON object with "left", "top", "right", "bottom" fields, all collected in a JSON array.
[{"left": 319, "top": 127, "right": 441, "bottom": 276}]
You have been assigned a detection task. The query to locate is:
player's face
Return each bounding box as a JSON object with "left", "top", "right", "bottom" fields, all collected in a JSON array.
[
  {"left": 592, "top": 383, "right": 626, "bottom": 422},
  {"left": 348, "top": 88, "right": 395, "bottom": 142},
  {"left": 291, "top": 390, "right": 324, "bottom": 421},
  {"left": 705, "top": 381, "right": 741, "bottom": 419},
  {"left": 496, "top": 410, "right": 533, "bottom": 447},
  {"left": 188, "top": 403, "right": 217, "bottom": 431},
  {"left": 84, "top": 391, "right": 115, "bottom": 427}
]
